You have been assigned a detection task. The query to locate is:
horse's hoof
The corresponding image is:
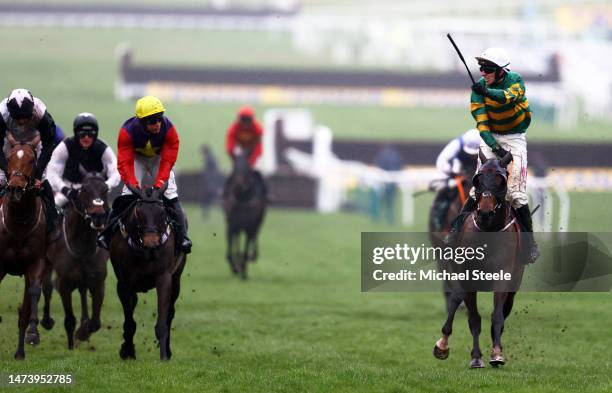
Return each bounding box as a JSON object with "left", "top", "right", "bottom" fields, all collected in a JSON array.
[
  {"left": 41, "top": 316, "right": 55, "bottom": 330},
  {"left": 14, "top": 350, "right": 25, "bottom": 360},
  {"left": 26, "top": 332, "right": 40, "bottom": 346},
  {"left": 470, "top": 358, "right": 485, "bottom": 368},
  {"left": 76, "top": 323, "right": 91, "bottom": 342},
  {"left": 119, "top": 344, "right": 136, "bottom": 360},
  {"left": 433, "top": 344, "right": 449, "bottom": 360},
  {"left": 88, "top": 320, "right": 101, "bottom": 333},
  {"left": 489, "top": 354, "right": 505, "bottom": 367}
]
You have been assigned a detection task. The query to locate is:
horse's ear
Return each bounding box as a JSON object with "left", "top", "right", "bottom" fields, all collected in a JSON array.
[
  {"left": 127, "top": 183, "right": 143, "bottom": 199},
  {"left": 154, "top": 182, "right": 169, "bottom": 200},
  {"left": 499, "top": 152, "right": 512, "bottom": 168},
  {"left": 478, "top": 148, "right": 487, "bottom": 164},
  {"left": 31, "top": 134, "right": 41, "bottom": 147},
  {"left": 472, "top": 173, "right": 482, "bottom": 190},
  {"left": 7, "top": 132, "right": 17, "bottom": 147},
  {"left": 78, "top": 164, "right": 89, "bottom": 177}
]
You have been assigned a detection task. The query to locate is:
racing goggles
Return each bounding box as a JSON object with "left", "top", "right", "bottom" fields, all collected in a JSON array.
[
  {"left": 77, "top": 130, "right": 97, "bottom": 138},
  {"left": 142, "top": 114, "right": 163, "bottom": 125},
  {"left": 478, "top": 62, "right": 498, "bottom": 74}
]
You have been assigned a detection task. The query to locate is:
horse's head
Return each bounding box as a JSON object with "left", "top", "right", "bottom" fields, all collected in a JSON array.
[
  {"left": 129, "top": 184, "right": 170, "bottom": 249},
  {"left": 6, "top": 134, "right": 39, "bottom": 201},
  {"left": 74, "top": 172, "right": 109, "bottom": 230},
  {"left": 472, "top": 150, "right": 510, "bottom": 225}
]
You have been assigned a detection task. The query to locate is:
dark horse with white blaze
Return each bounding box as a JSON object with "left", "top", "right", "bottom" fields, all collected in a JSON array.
[
  {"left": 0, "top": 136, "right": 50, "bottom": 359},
  {"left": 109, "top": 184, "right": 186, "bottom": 361},
  {"left": 44, "top": 172, "right": 110, "bottom": 349},
  {"left": 433, "top": 150, "right": 524, "bottom": 368},
  {"left": 222, "top": 149, "right": 266, "bottom": 279}
]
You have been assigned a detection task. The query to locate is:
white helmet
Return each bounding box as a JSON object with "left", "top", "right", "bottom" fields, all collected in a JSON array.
[
  {"left": 475, "top": 47, "right": 511, "bottom": 72},
  {"left": 461, "top": 129, "right": 481, "bottom": 155}
]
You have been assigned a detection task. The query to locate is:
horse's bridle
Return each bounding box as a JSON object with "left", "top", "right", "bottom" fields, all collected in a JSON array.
[
  {"left": 121, "top": 199, "right": 171, "bottom": 250},
  {"left": 473, "top": 191, "right": 516, "bottom": 232},
  {"left": 7, "top": 142, "right": 37, "bottom": 192},
  {"left": 69, "top": 193, "right": 106, "bottom": 224}
]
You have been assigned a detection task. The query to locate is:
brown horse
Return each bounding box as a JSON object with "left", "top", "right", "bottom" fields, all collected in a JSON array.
[
  {"left": 428, "top": 175, "right": 471, "bottom": 310},
  {"left": 222, "top": 150, "right": 266, "bottom": 280},
  {"left": 45, "top": 173, "right": 110, "bottom": 349},
  {"left": 109, "top": 184, "right": 186, "bottom": 360},
  {"left": 433, "top": 151, "right": 524, "bottom": 368},
  {"left": 0, "top": 137, "right": 49, "bottom": 359}
]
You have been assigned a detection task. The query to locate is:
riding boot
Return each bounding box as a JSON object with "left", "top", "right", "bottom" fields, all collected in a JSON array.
[
  {"left": 165, "top": 197, "right": 192, "bottom": 254},
  {"left": 40, "top": 180, "right": 60, "bottom": 241},
  {"left": 444, "top": 196, "right": 477, "bottom": 246},
  {"left": 514, "top": 204, "right": 540, "bottom": 264}
]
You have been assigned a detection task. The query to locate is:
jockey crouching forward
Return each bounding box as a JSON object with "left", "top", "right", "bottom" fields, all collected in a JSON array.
[
  {"left": 97, "top": 96, "right": 192, "bottom": 254},
  {"left": 0, "top": 88, "right": 59, "bottom": 235},
  {"left": 431, "top": 129, "right": 480, "bottom": 232},
  {"left": 225, "top": 105, "right": 266, "bottom": 195},
  {"left": 47, "top": 112, "right": 120, "bottom": 208},
  {"left": 446, "top": 47, "right": 539, "bottom": 264}
]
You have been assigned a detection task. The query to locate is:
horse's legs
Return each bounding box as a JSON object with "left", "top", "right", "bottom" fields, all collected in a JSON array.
[
  {"left": 464, "top": 292, "right": 484, "bottom": 368},
  {"left": 490, "top": 292, "right": 509, "bottom": 366},
  {"left": 58, "top": 280, "right": 76, "bottom": 350},
  {"left": 15, "top": 279, "right": 30, "bottom": 359},
  {"left": 155, "top": 273, "right": 172, "bottom": 361},
  {"left": 433, "top": 289, "right": 464, "bottom": 359},
  {"left": 25, "top": 259, "right": 45, "bottom": 346},
  {"left": 246, "top": 229, "right": 258, "bottom": 263},
  {"left": 503, "top": 292, "right": 517, "bottom": 320},
  {"left": 166, "top": 270, "right": 183, "bottom": 360},
  {"left": 41, "top": 261, "right": 55, "bottom": 330},
  {"left": 239, "top": 233, "right": 249, "bottom": 280},
  {"left": 75, "top": 286, "right": 91, "bottom": 341},
  {"left": 226, "top": 228, "right": 238, "bottom": 274},
  {"left": 0, "top": 269, "right": 5, "bottom": 324},
  {"left": 117, "top": 282, "right": 137, "bottom": 360},
  {"left": 88, "top": 280, "right": 105, "bottom": 334}
]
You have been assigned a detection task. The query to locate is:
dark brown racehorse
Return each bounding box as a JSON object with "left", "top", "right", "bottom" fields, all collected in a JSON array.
[
  {"left": 0, "top": 136, "right": 49, "bottom": 359},
  {"left": 428, "top": 175, "right": 471, "bottom": 310},
  {"left": 109, "top": 184, "right": 186, "bottom": 360},
  {"left": 44, "top": 173, "right": 110, "bottom": 349},
  {"left": 222, "top": 149, "right": 266, "bottom": 280},
  {"left": 433, "top": 151, "right": 524, "bottom": 368}
]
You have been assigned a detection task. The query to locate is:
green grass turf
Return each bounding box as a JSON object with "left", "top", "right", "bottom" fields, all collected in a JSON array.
[
  {"left": 1, "top": 191, "right": 611, "bottom": 392},
  {"left": 0, "top": 26, "right": 610, "bottom": 173}
]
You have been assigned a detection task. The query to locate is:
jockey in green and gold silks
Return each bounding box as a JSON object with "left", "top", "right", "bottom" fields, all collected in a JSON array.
[
  {"left": 447, "top": 47, "right": 539, "bottom": 265},
  {"left": 470, "top": 71, "right": 532, "bottom": 150}
]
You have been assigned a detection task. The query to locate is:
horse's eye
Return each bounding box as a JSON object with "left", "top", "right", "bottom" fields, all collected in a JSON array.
[{"left": 495, "top": 175, "right": 503, "bottom": 187}]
